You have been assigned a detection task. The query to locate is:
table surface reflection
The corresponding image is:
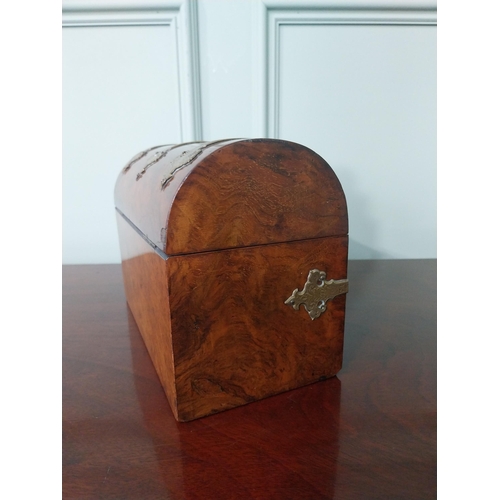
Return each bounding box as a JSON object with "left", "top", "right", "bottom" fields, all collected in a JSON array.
[{"left": 63, "top": 260, "right": 436, "bottom": 499}]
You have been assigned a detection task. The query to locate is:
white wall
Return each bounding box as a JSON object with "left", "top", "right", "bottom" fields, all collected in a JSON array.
[{"left": 62, "top": 0, "right": 436, "bottom": 263}]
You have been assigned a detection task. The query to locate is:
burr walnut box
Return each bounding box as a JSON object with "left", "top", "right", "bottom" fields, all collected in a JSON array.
[{"left": 115, "top": 138, "right": 349, "bottom": 422}]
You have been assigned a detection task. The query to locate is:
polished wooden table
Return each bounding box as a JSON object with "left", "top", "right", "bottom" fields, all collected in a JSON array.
[{"left": 63, "top": 260, "right": 436, "bottom": 499}]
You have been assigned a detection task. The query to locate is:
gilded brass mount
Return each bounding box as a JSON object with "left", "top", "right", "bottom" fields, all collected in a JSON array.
[{"left": 285, "top": 269, "right": 348, "bottom": 320}]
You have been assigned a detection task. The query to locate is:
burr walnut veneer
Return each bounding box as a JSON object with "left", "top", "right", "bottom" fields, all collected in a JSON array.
[{"left": 115, "top": 139, "right": 349, "bottom": 421}]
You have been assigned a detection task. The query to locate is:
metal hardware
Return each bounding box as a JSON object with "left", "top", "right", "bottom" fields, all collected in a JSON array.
[
  {"left": 160, "top": 138, "right": 243, "bottom": 190},
  {"left": 122, "top": 144, "right": 168, "bottom": 173},
  {"left": 135, "top": 141, "right": 207, "bottom": 180},
  {"left": 284, "top": 269, "right": 348, "bottom": 320},
  {"left": 160, "top": 147, "right": 205, "bottom": 189},
  {"left": 136, "top": 148, "right": 173, "bottom": 180}
]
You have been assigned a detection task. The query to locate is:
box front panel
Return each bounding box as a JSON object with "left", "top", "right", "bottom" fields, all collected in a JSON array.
[
  {"left": 116, "top": 213, "right": 178, "bottom": 418},
  {"left": 167, "top": 236, "right": 348, "bottom": 421}
]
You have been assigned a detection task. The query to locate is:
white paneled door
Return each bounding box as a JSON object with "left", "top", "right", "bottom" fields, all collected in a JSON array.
[{"left": 63, "top": 0, "right": 436, "bottom": 263}]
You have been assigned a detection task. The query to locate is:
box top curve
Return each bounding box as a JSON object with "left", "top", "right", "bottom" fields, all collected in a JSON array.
[{"left": 114, "top": 138, "right": 348, "bottom": 256}]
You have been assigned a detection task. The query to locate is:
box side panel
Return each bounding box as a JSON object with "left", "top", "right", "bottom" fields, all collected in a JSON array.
[
  {"left": 166, "top": 140, "right": 348, "bottom": 255},
  {"left": 167, "top": 236, "right": 348, "bottom": 421},
  {"left": 116, "top": 212, "right": 178, "bottom": 418}
]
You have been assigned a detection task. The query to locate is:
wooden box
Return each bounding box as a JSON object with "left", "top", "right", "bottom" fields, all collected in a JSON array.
[{"left": 114, "top": 139, "right": 348, "bottom": 421}]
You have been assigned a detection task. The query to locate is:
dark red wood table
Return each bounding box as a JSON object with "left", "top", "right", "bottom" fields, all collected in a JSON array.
[{"left": 63, "top": 260, "right": 436, "bottom": 499}]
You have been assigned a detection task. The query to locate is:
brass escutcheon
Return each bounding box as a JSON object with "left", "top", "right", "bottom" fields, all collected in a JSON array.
[{"left": 284, "top": 269, "right": 348, "bottom": 320}]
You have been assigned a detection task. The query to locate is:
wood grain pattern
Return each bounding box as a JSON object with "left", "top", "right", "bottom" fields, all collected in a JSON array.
[
  {"left": 117, "top": 207, "right": 348, "bottom": 421},
  {"left": 115, "top": 138, "right": 350, "bottom": 421},
  {"left": 168, "top": 236, "right": 348, "bottom": 421},
  {"left": 165, "top": 139, "right": 348, "bottom": 255},
  {"left": 115, "top": 139, "right": 240, "bottom": 252},
  {"left": 62, "top": 260, "right": 436, "bottom": 499},
  {"left": 114, "top": 139, "right": 348, "bottom": 255},
  {"left": 116, "top": 213, "right": 178, "bottom": 418}
]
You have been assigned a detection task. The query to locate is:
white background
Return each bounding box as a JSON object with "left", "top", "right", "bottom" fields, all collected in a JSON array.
[{"left": 62, "top": 0, "right": 436, "bottom": 263}]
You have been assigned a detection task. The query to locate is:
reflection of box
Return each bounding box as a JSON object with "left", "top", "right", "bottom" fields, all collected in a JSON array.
[{"left": 115, "top": 139, "right": 349, "bottom": 421}]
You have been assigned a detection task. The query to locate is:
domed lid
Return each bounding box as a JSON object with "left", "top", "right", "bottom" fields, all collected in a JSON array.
[{"left": 115, "top": 138, "right": 348, "bottom": 256}]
